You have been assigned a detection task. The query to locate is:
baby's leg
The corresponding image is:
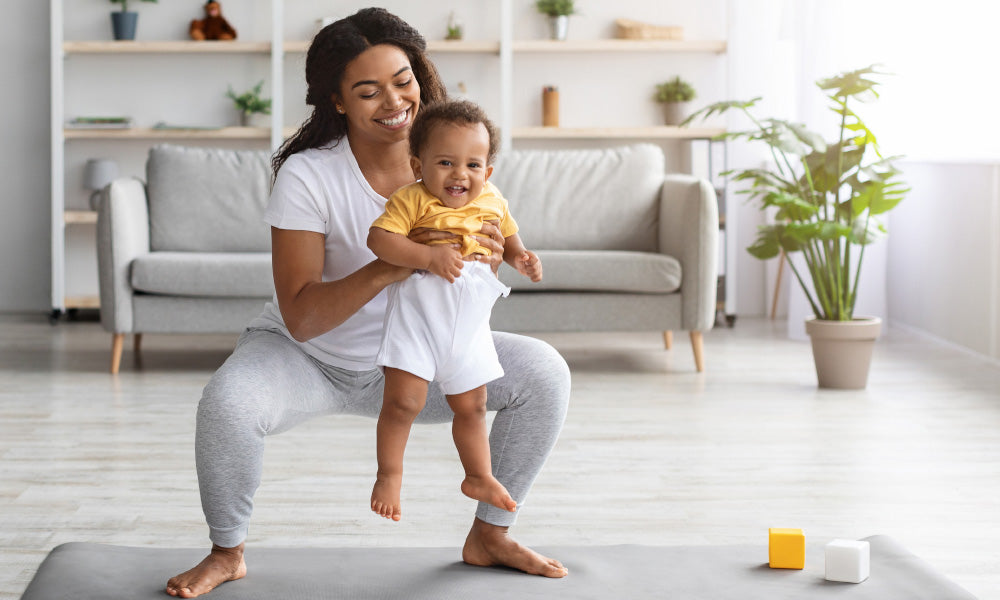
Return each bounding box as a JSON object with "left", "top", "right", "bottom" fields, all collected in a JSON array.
[
  {"left": 372, "top": 367, "right": 428, "bottom": 521},
  {"left": 447, "top": 386, "right": 517, "bottom": 513}
]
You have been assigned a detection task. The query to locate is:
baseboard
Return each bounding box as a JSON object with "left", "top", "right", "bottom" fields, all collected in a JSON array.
[{"left": 889, "top": 320, "right": 1000, "bottom": 367}]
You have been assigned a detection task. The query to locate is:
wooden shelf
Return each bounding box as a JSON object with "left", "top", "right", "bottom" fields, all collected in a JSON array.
[
  {"left": 63, "top": 40, "right": 272, "bottom": 54},
  {"left": 65, "top": 210, "right": 97, "bottom": 225},
  {"left": 282, "top": 39, "right": 501, "bottom": 54},
  {"left": 512, "top": 126, "right": 726, "bottom": 140},
  {"left": 64, "top": 295, "right": 100, "bottom": 309},
  {"left": 281, "top": 39, "right": 723, "bottom": 54},
  {"left": 64, "top": 126, "right": 271, "bottom": 140},
  {"left": 511, "top": 39, "right": 726, "bottom": 53}
]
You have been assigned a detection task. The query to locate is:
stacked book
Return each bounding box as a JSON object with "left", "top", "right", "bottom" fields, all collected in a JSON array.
[{"left": 66, "top": 116, "right": 133, "bottom": 129}]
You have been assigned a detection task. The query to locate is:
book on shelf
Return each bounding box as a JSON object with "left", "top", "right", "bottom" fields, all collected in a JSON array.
[
  {"left": 152, "top": 121, "right": 224, "bottom": 131},
  {"left": 67, "top": 116, "right": 134, "bottom": 129}
]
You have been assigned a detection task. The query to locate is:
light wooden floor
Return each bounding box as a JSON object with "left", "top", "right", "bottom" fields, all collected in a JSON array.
[{"left": 1, "top": 314, "right": 998, "bottom": 599}]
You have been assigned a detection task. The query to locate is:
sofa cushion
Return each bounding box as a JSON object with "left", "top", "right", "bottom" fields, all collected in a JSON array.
[
  {"left": 490, "top": 144, "right": 665, "bottom": 253},
  {"left": 498, "top": 250, "right": 681, "bottom": 293},
  {"left": 146, "top": 144, "right": 272, "bottom": 252},
  {"left": 130, "top": 252, "right": 273, "bottom": 297}
]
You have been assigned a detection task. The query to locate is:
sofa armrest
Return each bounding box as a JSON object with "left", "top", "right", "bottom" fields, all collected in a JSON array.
[
  {"left": 658, "top": 175, "right": 719, "bottom": 331},
  {"left": 97, "top": 178, "right": 150, "bottom": 334}
]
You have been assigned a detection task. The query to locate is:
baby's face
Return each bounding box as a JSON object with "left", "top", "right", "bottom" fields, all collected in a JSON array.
[{"left": 412, "top": 122, "right": 492, "bottom": 209}]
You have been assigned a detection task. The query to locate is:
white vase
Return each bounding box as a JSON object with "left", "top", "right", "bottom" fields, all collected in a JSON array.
[{"left": 548, "top": 15, "right": 569, "bottom": 41}]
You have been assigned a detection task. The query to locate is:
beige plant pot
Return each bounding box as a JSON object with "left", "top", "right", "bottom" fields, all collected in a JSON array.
[
  {"left": 663, "top": 102, "right": 688, "bottom": 126},
  {"left": 805, "top": 317, "right": 882, "bottom": 390}
]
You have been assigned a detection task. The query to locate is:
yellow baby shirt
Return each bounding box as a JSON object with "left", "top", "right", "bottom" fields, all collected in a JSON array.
[{"left": 372, "top": 181, "right": 518, "bottom": 257}]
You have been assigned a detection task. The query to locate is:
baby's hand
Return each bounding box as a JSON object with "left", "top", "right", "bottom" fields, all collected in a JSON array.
[
  {"left": 427, "top": 245, "right": 464, "bottom": 283},
  {"left": 516, "top": 251, "right": 543, "bottom": 282}
]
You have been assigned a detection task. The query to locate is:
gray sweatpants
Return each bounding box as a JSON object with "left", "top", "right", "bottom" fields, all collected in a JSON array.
[{"left": 195, "top": 327, "right": 571, "bottom": 548}]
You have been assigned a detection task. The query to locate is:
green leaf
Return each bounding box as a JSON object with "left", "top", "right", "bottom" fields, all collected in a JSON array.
[
  {"left": 679, "top": 97, "right": 761, "bottom": 127},
  {"left": 747, "top": 226, "right": 783, "bottom": 259},
  {"left": 786, "top": 122, "right": 827, "bottom": 152}
]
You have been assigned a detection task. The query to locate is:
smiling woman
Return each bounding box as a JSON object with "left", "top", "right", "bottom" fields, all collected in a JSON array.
[
  {"left": 165, "top": 7, "right": 571, "bottom": 598},
  {"left": 270, "top": 9, "right": 446, "bottom": 180}
]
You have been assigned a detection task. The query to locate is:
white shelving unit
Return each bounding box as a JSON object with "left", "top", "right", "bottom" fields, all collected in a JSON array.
[{"left": 51, "top": 0, "right": 732, "bottom": 320}]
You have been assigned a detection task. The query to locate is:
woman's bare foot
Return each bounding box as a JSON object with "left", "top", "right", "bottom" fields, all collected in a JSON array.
[
  {"left": 165, "top": 544, "right": 246, "bottom": 598},
  {"left": 460, "top": 475, "right": 517, "bottom": 512},
  {"left": 462, "top": 517, "right": 568, "bottom": 578},
  {"left": 371, "top": 473, "right": 403, "bottom": 521}
]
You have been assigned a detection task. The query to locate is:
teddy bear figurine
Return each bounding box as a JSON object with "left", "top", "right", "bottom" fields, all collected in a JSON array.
[{"left": 189, "top": 1, "right": 237, "bottom": 41}]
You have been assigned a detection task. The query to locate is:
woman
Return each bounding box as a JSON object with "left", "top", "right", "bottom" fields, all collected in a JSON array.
[{"left": 166, "top": 8, "right": 570, "bottom": 598}]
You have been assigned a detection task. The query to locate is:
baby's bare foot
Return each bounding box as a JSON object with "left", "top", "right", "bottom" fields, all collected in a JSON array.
[
  {"left": 460, "top": 475, "right": 517, "bottom": 512},
  {"left": 165, "top": 544, "right": 246, "bottom": 598},
  {"left": 371, "top": 473, "right": 403, "bottom": 521}
]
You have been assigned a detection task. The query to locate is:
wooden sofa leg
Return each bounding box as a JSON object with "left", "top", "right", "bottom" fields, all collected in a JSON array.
[
  {"left": 662, "top": 330, "right": 673, "bottom": 349},
  {"left": 110, "top": 333, "right": 125, "bottom": 374},
  {"left": 134, "top": 333, "right": 142, "bottom": 355},
  {"left": 690, "top": 330, "right": 705, "bottom": 373}
]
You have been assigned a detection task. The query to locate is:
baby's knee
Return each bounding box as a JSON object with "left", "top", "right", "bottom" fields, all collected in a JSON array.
[{"left": 383, "top": 392, "right": 427, "bottom": 420}]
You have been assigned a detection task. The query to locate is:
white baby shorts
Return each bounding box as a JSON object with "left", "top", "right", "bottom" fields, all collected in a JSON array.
[{"left": 375, "top": 260, "right": 511, "bottom": 395}]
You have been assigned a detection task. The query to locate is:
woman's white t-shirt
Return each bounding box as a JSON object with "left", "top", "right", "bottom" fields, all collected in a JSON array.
[{"left": 253, "top": 137, "right": 391, "bottom": 371}]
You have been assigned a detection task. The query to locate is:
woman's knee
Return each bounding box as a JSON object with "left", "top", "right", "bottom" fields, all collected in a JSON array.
[
  {"left": 494, "top": 333, "right": 571, "bottom": 412},
  {"left": 198, "top": 364, "right": 271, "bottom": 435}
]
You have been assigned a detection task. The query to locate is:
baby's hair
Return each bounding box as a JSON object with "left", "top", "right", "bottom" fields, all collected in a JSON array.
[{"left": 409, "top": 100, "right": 500, "bottom": 165}]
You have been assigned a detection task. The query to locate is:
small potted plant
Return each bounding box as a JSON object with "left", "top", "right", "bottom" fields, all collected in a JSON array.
[
  {"left": 109, "top": 0, "right": 157, "bottom": 41},
  {"left": 654, "top": 76, "right": 696, "bottom": 126},
  {"left": 683, "top": 66, "right": 908, "bottom": 389},
  {"left": 446, "top": 11, "right": 463, "bottom": 41},
  {"left": 535, "top": 0, "right": 577, "bottom": 41},
  {"left": 226, "top": 81, "right": 272, "bottom": 127}
]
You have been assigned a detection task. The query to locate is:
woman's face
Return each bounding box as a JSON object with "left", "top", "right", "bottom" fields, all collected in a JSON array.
[{"left": 335, "top": 44, "right": 421, "bottom": 147}]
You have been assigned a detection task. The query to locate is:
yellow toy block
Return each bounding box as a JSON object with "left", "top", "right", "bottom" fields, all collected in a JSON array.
[{"left": 768, "top": 528, "right": 805, "bottom": 569}]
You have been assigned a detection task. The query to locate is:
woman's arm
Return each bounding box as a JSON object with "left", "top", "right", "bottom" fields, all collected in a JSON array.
[{"left": 271, "top": 227, "right": 408, "bottom": 342}]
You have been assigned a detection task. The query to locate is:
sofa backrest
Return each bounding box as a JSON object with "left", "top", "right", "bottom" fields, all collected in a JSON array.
[
  {"left": 490, "top": 144, "right": 664, "bottom": 252},
  {"left": 146, "top": 144, "right": 272, "bottom": 252}
]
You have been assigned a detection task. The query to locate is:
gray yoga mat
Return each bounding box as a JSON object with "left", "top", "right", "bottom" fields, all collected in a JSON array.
[{"left": 20, "top": 535, "right": 976, "bottom": 599}]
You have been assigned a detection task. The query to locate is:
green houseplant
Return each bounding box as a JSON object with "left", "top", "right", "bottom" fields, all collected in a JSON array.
[
  {"left": 536, "top": 0, "right": 577, "bottom": 40},
  {"left": 109, "top": 0, "right": 157, "bottom": 40},
  {"left": 683, "top": 65, "right": 908, "bottom": 388},
  {"left": 226, "top": 81, "right": 272, "bottom": 127},
  {"left": 654, "top": 76, "right": 696, "bottom": 126}
]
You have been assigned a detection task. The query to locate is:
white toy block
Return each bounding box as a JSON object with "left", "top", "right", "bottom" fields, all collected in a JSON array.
[{"left": 825, "top": 539, "right": 870, "bottom": 583}]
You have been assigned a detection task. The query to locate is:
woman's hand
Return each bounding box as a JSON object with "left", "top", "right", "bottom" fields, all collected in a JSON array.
[
  {"left": 473, "top": 220, "right": 505, "bottom": 273},
  {"left": 408, "top": 227, "right": 461, "bottom": 248}
]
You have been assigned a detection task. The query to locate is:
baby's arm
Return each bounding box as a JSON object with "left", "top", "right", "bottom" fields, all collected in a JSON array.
[
  {"left": 368, "top": 227, "right": 464, "bottom": 283},
  {"left": 502, "top": 232, "right": 542, "bottom": 282}
]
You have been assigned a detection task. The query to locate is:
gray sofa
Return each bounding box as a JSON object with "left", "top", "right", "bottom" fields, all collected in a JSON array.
[{"left": 97, "top": 143, "right": 717, "bottom": 374}]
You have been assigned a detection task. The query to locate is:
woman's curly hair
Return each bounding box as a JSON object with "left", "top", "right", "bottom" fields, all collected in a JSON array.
[
  {"left": 271, "top": 8, "right": 447, "bottom": 179},
  {"left": 408, "top": 99, "right": 501, "bottom": 165}
]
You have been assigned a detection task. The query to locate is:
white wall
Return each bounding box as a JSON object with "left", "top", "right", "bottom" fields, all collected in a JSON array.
[
  {"left": 1, "top": 2, "right": 51, "bottom": 311},
  {"left": 888, "top": 161, "right": 1000, "bottom": 360}
]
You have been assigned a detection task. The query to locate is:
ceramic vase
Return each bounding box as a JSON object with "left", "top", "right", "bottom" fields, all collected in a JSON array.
[{"left": 805, "top": 317, "right": 882, "bottom": 389}]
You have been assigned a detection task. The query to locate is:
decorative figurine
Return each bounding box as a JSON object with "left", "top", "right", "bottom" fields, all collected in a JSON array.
[{"left": 190, "top": 1, "right": 237, "bottom": 41}]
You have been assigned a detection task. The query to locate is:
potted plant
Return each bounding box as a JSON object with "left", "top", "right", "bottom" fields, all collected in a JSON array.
[
  {"left": 109, "top": 0, "right": 157, "bottom": 41},
  {"left": 683, "top": 65, "right": 908, "bottom": 389},
  {"left": 226, "top": 81, "right": 272, "bottom": 127},
  {"left": 446, "top": 11, "right": 463, "bottom": 41},
  {"left": 535, "top": 0, "right": 577, "bottom": 41},
  {"left": 654, "top": 76, "right": 696, "bottom": 126}
]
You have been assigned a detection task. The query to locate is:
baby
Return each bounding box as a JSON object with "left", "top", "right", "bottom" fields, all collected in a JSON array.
[{"left": 367, "top": 99, "right": 542, "bottom": 521}]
